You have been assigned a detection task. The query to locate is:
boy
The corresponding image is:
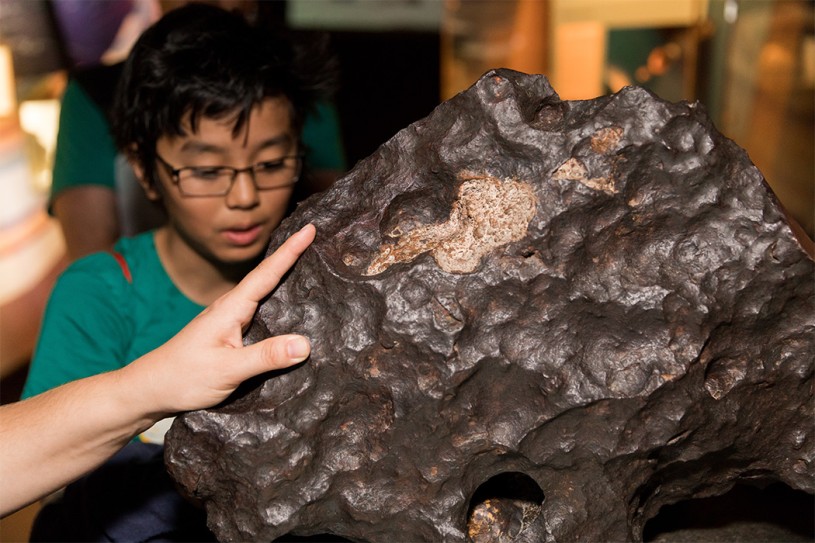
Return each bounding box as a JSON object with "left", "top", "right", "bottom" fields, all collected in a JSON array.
[{"left": 22, "top": 3, "right": 335, "bottom": 540}]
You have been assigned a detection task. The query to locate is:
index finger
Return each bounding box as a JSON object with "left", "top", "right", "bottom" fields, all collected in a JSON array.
[{"left": 232, "top": 224, "right": 317, "bottom": 304}]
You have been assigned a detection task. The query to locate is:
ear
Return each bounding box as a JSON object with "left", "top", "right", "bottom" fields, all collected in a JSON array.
[{"left": 131, "top": 160, "right": 162, "bottom": 202}]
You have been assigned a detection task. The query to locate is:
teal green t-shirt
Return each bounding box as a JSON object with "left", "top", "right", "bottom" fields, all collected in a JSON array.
[
  {"left": 22, "top": 231, "right": 205, "bottom": 400},
  {"left": 50, "top": 80, "right": 119, "bottom": 196}
]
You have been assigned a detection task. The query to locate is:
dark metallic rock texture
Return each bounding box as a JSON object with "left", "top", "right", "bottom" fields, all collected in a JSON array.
[{"left": 165, "top": 70, "right": 814, "bottom": 542}]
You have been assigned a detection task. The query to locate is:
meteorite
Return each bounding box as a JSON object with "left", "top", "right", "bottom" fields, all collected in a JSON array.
[{"left": 166, "top": 69, "right": 814, "bottom": 542}]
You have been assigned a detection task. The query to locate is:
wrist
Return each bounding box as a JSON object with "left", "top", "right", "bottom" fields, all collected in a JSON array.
[{"left": 111, "top": 357, "right": 170, "bottom": 433}]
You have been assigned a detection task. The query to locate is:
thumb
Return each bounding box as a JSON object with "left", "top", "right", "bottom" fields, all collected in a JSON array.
[{"left": 231, "top": 335, "right": 311, "bottom": 383}]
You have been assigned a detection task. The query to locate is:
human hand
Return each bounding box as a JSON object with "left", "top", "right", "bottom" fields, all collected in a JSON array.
[{"left": 123, "top": 224, "right": 316, "bottom": 417}]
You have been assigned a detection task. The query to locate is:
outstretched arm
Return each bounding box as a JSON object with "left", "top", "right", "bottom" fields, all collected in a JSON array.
[{"left": 0, "top": 224, "right": 316, "bottom": 518}]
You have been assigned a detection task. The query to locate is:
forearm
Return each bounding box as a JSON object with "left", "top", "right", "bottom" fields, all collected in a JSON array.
[{"left": 0, "top": 369, "right": 158, "bottom": 517}]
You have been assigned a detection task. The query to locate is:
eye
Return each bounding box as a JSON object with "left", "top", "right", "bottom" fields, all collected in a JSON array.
[
  {"left": 254, "top": 159, "right": 286, "bottom": 173},
  {"left": 188, "top": 166, "right": 228, "bottom": 181}
]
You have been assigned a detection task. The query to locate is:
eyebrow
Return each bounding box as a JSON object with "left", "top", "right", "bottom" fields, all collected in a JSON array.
[{"left": 178, "top": 134, "right": 294, "bottom": 155}]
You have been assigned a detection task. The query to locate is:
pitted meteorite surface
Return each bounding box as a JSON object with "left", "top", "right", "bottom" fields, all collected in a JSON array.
[{"left": 165, "top": 70, "right": 814, "bottom": 542}]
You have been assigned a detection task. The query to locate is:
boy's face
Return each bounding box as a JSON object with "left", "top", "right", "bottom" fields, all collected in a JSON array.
[{"left": 144, "top": 97, "right": 297, "bottom": 266}]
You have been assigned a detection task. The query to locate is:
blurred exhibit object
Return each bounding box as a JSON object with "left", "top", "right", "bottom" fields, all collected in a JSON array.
[
  {"left": 442, "top": 0, "right": 708, "bottom": 101},
  {"left": 0, "top": 5, "right": 67, "bottom": 377},
  {"left": 714, "top": 0, "right": 814, "bottom": 238}
]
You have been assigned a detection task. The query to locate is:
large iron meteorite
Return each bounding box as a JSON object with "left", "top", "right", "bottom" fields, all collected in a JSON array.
[{"left": 165, "top": 70, "right": 814, "bottom": 542}]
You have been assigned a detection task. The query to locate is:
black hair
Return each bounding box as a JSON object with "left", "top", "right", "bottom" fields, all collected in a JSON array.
[{"left": 112, "top": 2, "right": 338, "bottom": 185}]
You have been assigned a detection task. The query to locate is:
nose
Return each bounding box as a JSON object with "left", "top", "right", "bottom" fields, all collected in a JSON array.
[{"left": 225, "top": 170, "right": 260, "bottom": 209}]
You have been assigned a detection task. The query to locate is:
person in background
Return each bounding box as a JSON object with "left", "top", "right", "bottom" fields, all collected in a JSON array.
[
  {"left": 0, "top": 224, "right": 315, "bottom": 519},
  {"left": 22, "top": 4, "right": 335, "bottom": 539},
  {"left": 50, "top": 0, "right": 346, "bottom": 261}
]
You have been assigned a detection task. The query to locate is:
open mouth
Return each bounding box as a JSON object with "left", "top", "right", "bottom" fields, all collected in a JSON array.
[{"left": 222, "top": 224, "right": 263, "bottom": 246}]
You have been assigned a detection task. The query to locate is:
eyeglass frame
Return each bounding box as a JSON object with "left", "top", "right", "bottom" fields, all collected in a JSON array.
[{"left": 154, "top": 151, "right": 304, "bottom": 197}]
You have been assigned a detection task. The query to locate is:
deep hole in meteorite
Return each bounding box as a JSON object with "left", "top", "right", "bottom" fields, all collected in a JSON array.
[
  {"left": 466, "top": 471, "right": 544, "bottom": 543},
  {"left": 643, "top": 481, "right": 815, "bottom": 542}
]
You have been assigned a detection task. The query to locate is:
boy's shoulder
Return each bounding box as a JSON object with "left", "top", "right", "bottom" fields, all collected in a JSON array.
[
  {"left": 112, "top": 230, "right": 157, "bottom": 259},
  {"left": 64, "top": 231, "right": 158, "bottom": 287}
]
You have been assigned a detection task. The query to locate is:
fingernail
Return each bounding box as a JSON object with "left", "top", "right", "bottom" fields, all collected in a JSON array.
[{"left": 287, "top": 336, "right": 310, "bottom": 361}]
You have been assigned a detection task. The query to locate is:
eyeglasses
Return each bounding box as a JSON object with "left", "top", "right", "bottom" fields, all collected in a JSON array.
[{"left": 155, "top": 153, "right": 303, "bottom": 197}]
